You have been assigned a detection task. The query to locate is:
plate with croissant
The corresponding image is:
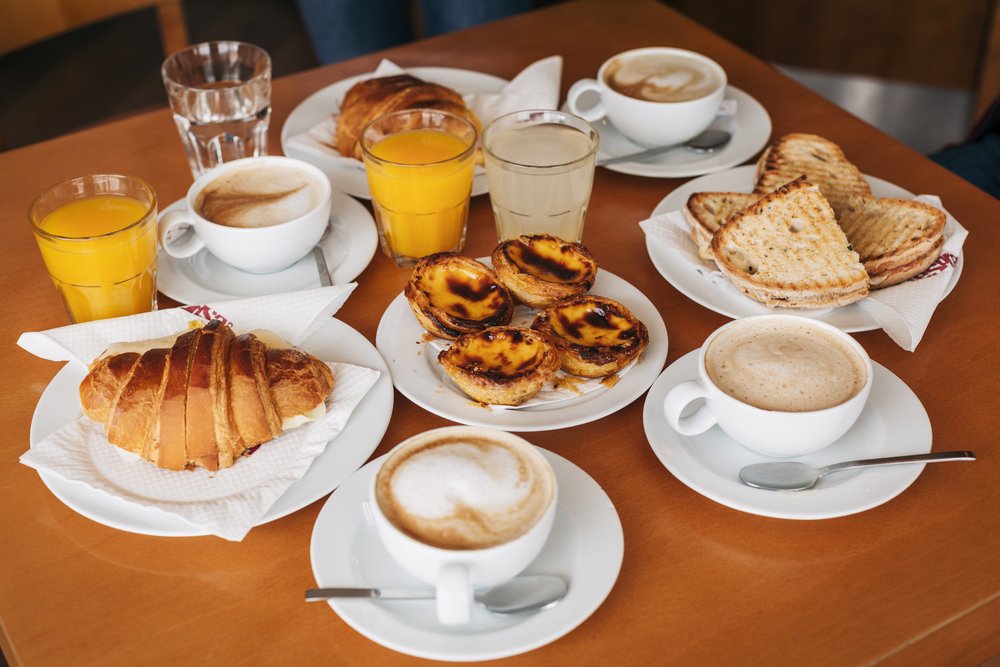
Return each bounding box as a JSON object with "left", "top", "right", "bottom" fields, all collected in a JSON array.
[
  {"left": 281, "top": 67, "right": 506, "bottom": 199},
  {"left": 27, "top": 318, "right": 393, "bottom": 537}
]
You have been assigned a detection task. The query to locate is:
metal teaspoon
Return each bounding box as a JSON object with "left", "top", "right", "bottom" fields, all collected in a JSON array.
[
  {"left": 305, "top": 574, "right": 568, "bottom": 615},
  {"left": 739, "top": 451, "right": 976, "bottom": 491},
  {"left": 596, "top": 128, "right": 733, "bottom": 166}
]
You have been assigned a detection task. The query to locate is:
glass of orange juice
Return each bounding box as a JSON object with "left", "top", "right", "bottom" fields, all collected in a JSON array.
[
  {"left": 361, "top": 109, "right": 477, "bottom": 267},
  {"left": 29, "top": 175, "right": 158, "bottom": 323}
]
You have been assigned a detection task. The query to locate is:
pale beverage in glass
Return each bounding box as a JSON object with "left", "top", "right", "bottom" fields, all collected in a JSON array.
[
  {"left": 483, "top": 110, "right": 599, "bottom": 242},
  {"left": 361, "top": 109, "right": 477, "bottom": 267},
  {"left": 30, "top": 175, "right": 158, "bottom": 323},
  {"left": 162, "top": 41, "right": 271, "bottom": 179}
]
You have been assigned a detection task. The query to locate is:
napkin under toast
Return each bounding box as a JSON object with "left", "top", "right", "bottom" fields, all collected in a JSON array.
[{"left": 711, "top": 177, "right": 869, "bottom": 308}]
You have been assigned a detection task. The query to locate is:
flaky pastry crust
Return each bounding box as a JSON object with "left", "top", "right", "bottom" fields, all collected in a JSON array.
[
  {"left": 491, "top": 234, "right": 598, "bottom": 308},
  {"left": 405, "top": 253, "right": 514, "bottom": 339},
  {"left": 531, "top": 295, "right": 648, "bottom": 378},
  {"left": 438, "top": 326, "right": 560, "bottom": 405}
]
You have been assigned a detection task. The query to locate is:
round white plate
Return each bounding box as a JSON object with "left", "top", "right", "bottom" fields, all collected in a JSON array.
[
  {"left": 646, "top": 165, "right": 964, "bottom": 332},
  {"left": 310, "top": 447, "right": 623, "bottom": 661},
  {"left": 281, "top": 67, "right": 508, "bottom": 199},
  {"left": 642, "top": 350, "right": 932, "bottom": 520},
  {"left": 591, "top": 86, "right": 771, "bottom": 178},
  {"left": 28, "top": 318, "right": 393, "bottom": 537},
  {"left": 375, "top": 268, "right": 668, "bottom": 431},
  {"left": 156, "top": 193, "right": 377, "bottom": 305}
]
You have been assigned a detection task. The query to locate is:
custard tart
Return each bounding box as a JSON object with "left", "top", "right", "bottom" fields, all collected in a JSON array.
[
  {"left": 405, "top": 253, "right": 514, "bottom": 339},
  {"left": 438, "top": 326, "right": 560, "bottom": 405},
  {"left": 491, "top": 234, "right": 598, "bottom": 308},
  {"left": 531, "top": 295, "right": 648, "bottom": 377}
]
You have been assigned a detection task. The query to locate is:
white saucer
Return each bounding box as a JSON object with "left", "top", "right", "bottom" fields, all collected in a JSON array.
[
  {"left": 375, "top": 267, "right": 668, "bottom": 431},
  {"left": 28, "top": 318, "right": 394, "bottom": 536},
  {"left": 642, "top": 350, "right": 932, "bottom": 520},
  {"left": 309, "top": 447, "right": 623, "bottom": 661},
  {"left": 590, "top": 86, "right": 771, "bottom": 178},
  {"left": 646, "top": 165, "right": 964, "bottom": 332},
  {"left": 156, "top": 191, "right": 378, "bottom": 305},
  {"left": 281, "top": 66, "right": 507, "bottom": 199}
]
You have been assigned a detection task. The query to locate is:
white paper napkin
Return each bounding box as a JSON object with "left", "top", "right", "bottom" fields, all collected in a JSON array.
[
  {"left": 640, "top": 196, "right": 968, "bottom": 351},
  {"left": 285, "top": 56, "right": 563, "bottom": 165},
  {"left": 18, "top": 286, "right": 383, "bottom": 541}
]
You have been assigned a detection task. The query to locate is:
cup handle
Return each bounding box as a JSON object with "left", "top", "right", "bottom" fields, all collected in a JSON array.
[
  {"left": 566, "top": 78, "right": 606, "bottom": 122},
  {"left": 436, "top": 562, "right": 473, "bottom": 626},
  {"left": 158, "top": 209, "right": 204, "bottom": 259},
  {"left": 663, "top": 380, "right": 718, "bottom": 436}
]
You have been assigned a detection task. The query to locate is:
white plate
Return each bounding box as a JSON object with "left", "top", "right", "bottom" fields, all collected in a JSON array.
[
  {"left": 157, "top": 193, "right": 378, "bottom": 305},
  {"left": 28, "top": 318, "right": 393, "bottom": 537},
  {"left": 375, "top": 268, "right": 668, "bottom": 431},
  {"left": 642, "top": 350, "right": 932, "bottom": 520},
  {"left": 592, "top": 86, "right": 771, "bottom": 178},
  {"left": 281, "top": 67, "right": 508, "bottom": 199},
  {"left": 310, "top": 447, "right": 623, "bottom": 662},
  {"left": 646, "top": 165, "right": 964, "bottom": 332}
]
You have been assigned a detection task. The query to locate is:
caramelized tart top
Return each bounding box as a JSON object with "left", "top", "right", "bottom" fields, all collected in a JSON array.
[
  {"left": 541, "top": 296, "right": 644, "bottom": 348},
  {"left": 498, "top": 234, "right": 597, "bottom": 286},
  {"left": 444, "top": 327, "right": 552, "bottom": 379}
]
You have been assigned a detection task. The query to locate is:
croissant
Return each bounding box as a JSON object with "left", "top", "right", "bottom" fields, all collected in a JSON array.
[
  {"left": 335, "top": 74, "right": 483, "bottom": 159},
  {"left": 79, "top": 321, "right": 334, "bottom": 471}
]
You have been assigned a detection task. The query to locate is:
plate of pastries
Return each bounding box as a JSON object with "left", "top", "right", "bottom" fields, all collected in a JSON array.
[
  {"left": 376, "top": 235, "right": 668, "bottom": 431},
  {"left": 281, "top": 67, "right": 505, "bottom": 198},
  {"left": 647, "top": 133, "right": 962, "bottom": 332}
]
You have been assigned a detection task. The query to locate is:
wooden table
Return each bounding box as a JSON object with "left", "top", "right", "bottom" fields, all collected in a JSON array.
[{"left": 2, "top": 1, "right": 998, "bottom": 664}]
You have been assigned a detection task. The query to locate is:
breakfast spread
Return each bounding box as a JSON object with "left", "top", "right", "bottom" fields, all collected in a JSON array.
[
  {"left": 490, "top": 234, "right": 598, "bottom": 307},
  {"left": 334, "top": 74, "right": 482, "bottom": 160},
  {"left": 79, "top": 320, "right": 334, "bottom": 471},
  {"left": 682, "top": 133, "right": 947, "bottom": 307}
]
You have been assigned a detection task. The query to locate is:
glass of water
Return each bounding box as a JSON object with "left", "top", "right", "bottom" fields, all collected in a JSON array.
[
  {"left": 482, "top": 110, "right": 599, "bottom": 243},
  {"left": 161, "top": 41, "right": 272, "bottom": 179}
]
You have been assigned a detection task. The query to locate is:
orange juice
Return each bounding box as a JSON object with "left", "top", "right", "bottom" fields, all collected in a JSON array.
[
  {"left": 364, "top": 127, "right": 475, "bottom": 264},
  {"left": 32, "top": 190, "right": 158, "bottom": 322}
]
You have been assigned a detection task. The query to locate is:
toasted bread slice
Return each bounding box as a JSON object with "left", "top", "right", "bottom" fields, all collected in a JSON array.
[
  {"left": 684, "top": 192, "right": 761, "bottom": 260},
  {"left": 838, "top": 198, "right": 946, "bottom": 288},
  {"left": 711, "top": 177, "right": 869, "bottom": 308},
  {"left": 754, "top": 133, "right": 874, "bottom": 218}
]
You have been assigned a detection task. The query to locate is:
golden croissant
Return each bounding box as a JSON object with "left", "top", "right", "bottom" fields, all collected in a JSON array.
[
  {"left": 79, "top": 321, "right": 334, "bottom": 471},
  {"left": 335, "top": 73, "right": 482, "bottom": 159}
]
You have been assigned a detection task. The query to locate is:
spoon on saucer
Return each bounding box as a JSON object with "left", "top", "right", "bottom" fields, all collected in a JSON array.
[
  {"left": 311, "top": 222, "right": 333, "bottom": 287},
  {"left": 739, "top": 450, "right": 976, "bottom": 491},
  {"left": 305, "top": 574, "right": 568, "bottom": 615},
  {"left": 596, "top": 128, "right": 733, "bottom": 166}
]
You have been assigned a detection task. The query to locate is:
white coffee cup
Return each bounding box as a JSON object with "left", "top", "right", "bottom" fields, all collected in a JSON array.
[
  {"left": 663, "top": 315, "right": 874, "bottom": 458},
  {"left": 371, "top": 426, "right": 557, "bottom": 625},
  {"left": 566, "top": 47, "right": 727, "bottom": 147},
  {"left": 158, "top": 156, "right": 331, "bottom": 273}
]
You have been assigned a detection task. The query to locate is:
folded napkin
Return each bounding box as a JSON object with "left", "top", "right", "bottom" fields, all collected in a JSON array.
[
  {"left": 18, "top": 286, "right": 382, "bottom": 541},
  {"left": 640, "top": 196, "right": 967, "bottom": 351},
  {"left": 285, "top": 56, "right": 563, "bottom": 165}
]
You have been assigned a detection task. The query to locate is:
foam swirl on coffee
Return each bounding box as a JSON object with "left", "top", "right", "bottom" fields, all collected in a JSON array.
[
  {"left": 605, "top": 54, "right": 720, "bottom": 103},
  {"left": 375, "top": 435, "right": 554, "bottom": 550},
  {"left": 194, "top": 165, "right": 322, "bottom": 228}
]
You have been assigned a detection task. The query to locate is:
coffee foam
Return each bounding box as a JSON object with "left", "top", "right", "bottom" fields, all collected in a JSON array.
[
  {"left": 706, "top": 319, "right": 867, "bottom": 412},
  {"left": 375, "top": 435, "right": 553, "bottom": 550},
  {"left": 195, "top": 164, "right": 322, "bottom": 228},
  {"left": 606, "top": 54, "right": 720, "bottom": 103}
]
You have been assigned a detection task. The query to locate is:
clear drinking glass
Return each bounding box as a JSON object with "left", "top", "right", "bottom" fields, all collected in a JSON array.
[
  {"left": 161, "top": 41, "right": 272, "bottom": 179},
  {"left": 483, "top": 109, "right": 599, "bottom": 242},
  {"left": 361, "top": 109, "right": 478, "bottom": 267},
  {"left": 29, "top": 175, "right": 158, "bottom": 323}
]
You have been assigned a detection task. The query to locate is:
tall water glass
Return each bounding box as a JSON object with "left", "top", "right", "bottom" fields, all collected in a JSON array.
[
  {"left": 483, "top": 110, "right": 599, "bottom": 242},
  {"left": 162, "top": 41, "right": 271, "bottom": 179}
]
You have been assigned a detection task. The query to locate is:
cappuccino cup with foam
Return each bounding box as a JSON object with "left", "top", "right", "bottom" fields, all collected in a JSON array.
[
  {"left": 566, "top": 47, "right": 726, "bottom": 147},
  {"left": 157, "top": 156, "right": 331, "bottom": 273},
  {"left": 663, "top": 315, "right": 873, "bottom": 458},
  {"left": 371, "top": 426, "right": 557, "bottom": 625}
]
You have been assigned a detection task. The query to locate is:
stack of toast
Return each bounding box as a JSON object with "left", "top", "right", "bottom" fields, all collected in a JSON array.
[{"left": 685, "top": 133, "right": 946, "bottom": 308}]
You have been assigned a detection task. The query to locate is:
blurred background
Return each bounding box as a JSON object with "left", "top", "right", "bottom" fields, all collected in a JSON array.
[{"left": 0, "top": 0, "right": 996, "bottom": 168}]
